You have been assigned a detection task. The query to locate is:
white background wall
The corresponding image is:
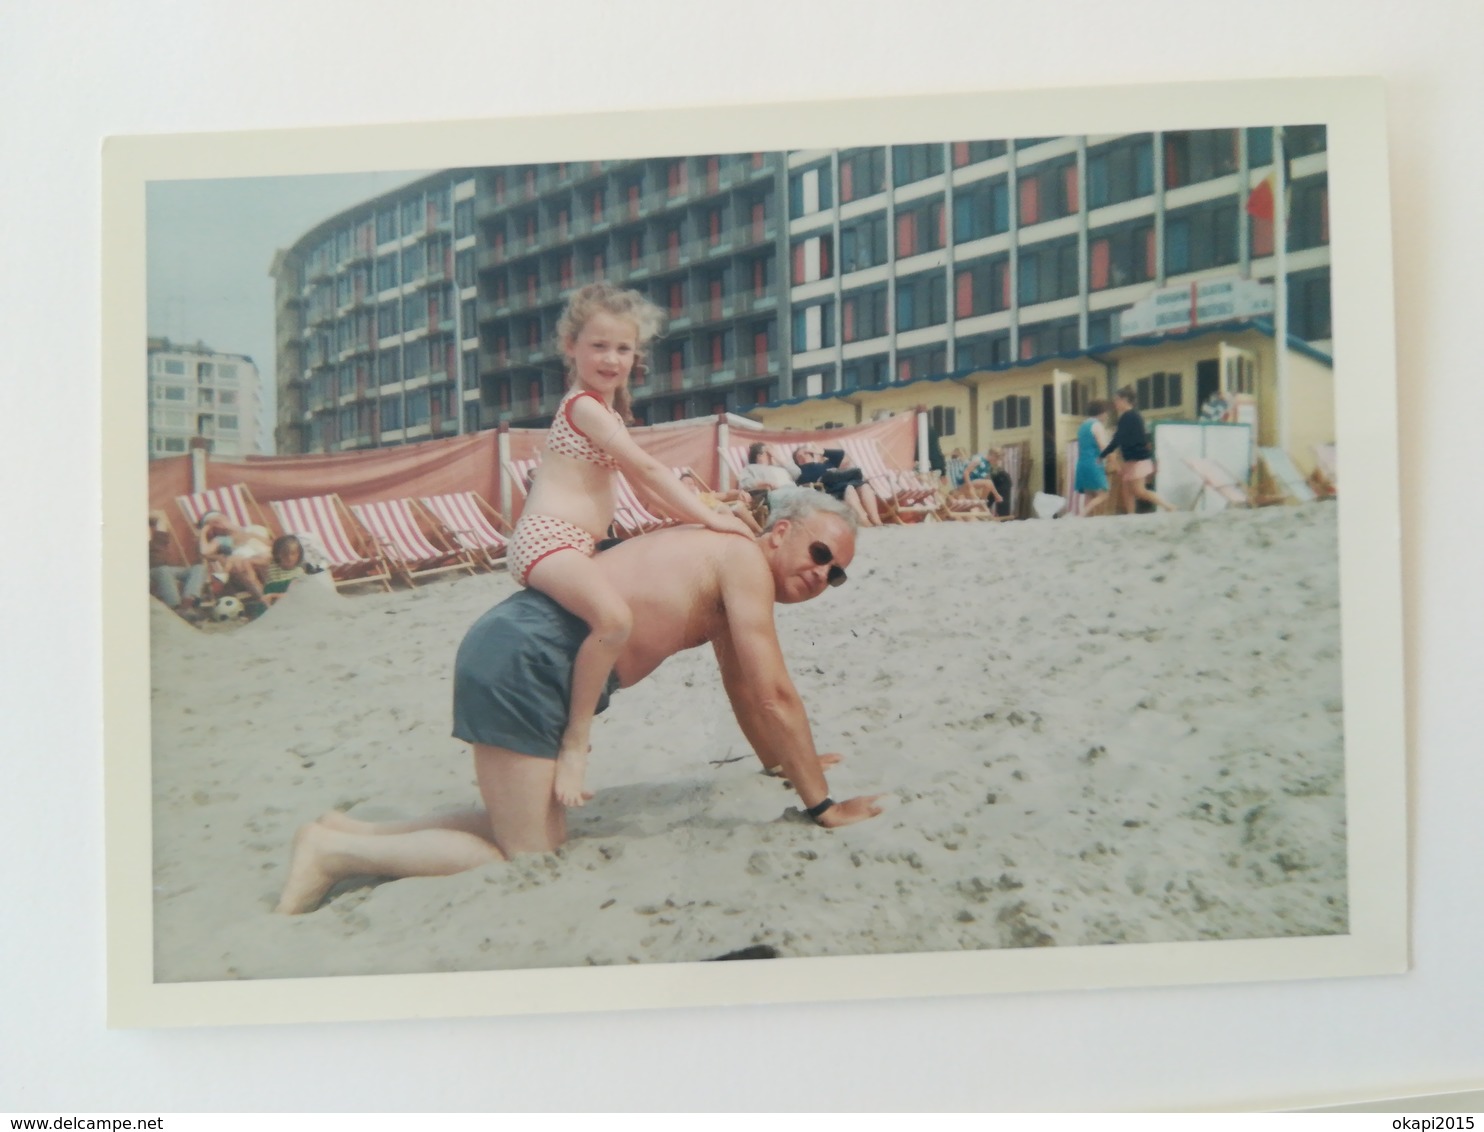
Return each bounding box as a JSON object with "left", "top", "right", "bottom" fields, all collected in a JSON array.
[{"left": 2, "top": 0, "right": 1480, "bottom": 1112}]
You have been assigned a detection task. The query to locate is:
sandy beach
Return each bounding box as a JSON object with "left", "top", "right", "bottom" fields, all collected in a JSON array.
[{"left": 148, "top": 503, "right": 1345, "bottom": 983}]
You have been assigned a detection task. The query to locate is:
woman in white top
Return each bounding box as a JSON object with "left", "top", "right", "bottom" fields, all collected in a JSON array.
[{"left": 738, "top": 442, "right": 796, "bottom": 491}]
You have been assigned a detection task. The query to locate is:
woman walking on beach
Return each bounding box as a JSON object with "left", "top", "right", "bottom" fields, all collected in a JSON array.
[
  {"left": 510, "top": 283, "right": 754, "bottom": 808},
  {"left": 1100, "top": 387, "right": 1176, "bottom": 515},
  {"left": 1074, "top": 400, "right": 1113, "bottom": 517}
]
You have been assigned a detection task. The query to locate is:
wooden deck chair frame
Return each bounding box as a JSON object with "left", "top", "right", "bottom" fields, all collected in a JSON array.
[
  {"left": 1183, "top": 455, "right": 1251, "bottom": 510},
  {"left": 351, "top": 498, "right": 479, "bottom": 586},
  {"left": 611, "top": 470, "right": 679, "bottom": 539},
  {"left": 1309, "top": 443, "right": 1338, "bottom": 498},
  {"left": 420, "top": 491, "right": 513, "bottom": 571},
  {"left": 847, "top": 437, "right": 943, "bottom": 523},
  {"left": 1254, "top": 448, "right": 1317, "bottom": 506},
  {"left": 270, "top": 493, "right": 394, "bottom": 592}
]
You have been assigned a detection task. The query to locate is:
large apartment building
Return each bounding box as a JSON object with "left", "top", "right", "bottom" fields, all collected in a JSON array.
[
  {"left": 269, "top": 127, "right": 1330, "bottom": 455},
  {"left": 147, "top": 338, "right": 265, "bottom": 460}
]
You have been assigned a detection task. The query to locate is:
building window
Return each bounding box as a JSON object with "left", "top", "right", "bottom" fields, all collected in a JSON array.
[
  {"left": 789, "top": 164, "right": 834, "bottom": 217},
  {"left": 1018, "top": 317, "right": 1079, "bottom": 359},
  {"left": 455, "top": 199, "right": 474, "bottom": 239},
  {"left": 401, "top": 196, "right": 425, "bottom": 237},
  {"left": 992, "top": 394, "right": 1033, "bottom": 430},
  {"left": 1284, "top": 125, "right": 1327, "bottom": 158},
  {"left": 456, "top": 250, "right": 475, "bottom": 288},
  {"left": 220, "top": 390, "right": 236, "bottom": 405},
  {"left": 1246, "top": 127, "right": 1274, "bottom": 168},
  {"left": 378, "top": 350, "right": 401, "bottom": 386},
  {"left": 951, "top": 140, "right": 1006, "bottom": 167},
  {"left": 838, "top": 148, "right": 886, "bottom": 203},
  {"left": 957, "top": 331, "right": 1011, "bottom": 370},
  {"left": 897, "top": 346, "right": 947, "bottom": 383},
  {"left": 406, "top": 388, "right": 430, "bottom": 427},
  {"left": 219, "top": 415, "right": 239, "bottom": 431},
  {"left": 1087, "top": 310, "right": 1122, "bottom": 347},
  {"left": 840, "top": 214, "right": 889, "bottom": 272},
  {"left": 402, "top": 295, "right": 428, "bottom": 333},
  {"left": 376, "top": 207, "right": 399, "bottom": 244},
  {"left": 163, "top": 437, "right": 187, "bottom": 453},
  {"left": 895, "top": 197, "right": 945, "bottom": 258},
  {"left": 791, "top": 233, "right": 833, "bottom": 283},
  {"left": 401, "top": 243, "right": 426, "bottom": 282},
  {"left": 930, "top": 405, "right": 957, "bottom": 435},
  {"left": 954, "top": 256, "right": 1011, "bottom": 317},
  {"left": 1288, "top": 267, "right": 1332, "bottom": 340},
  {"left": 1086, "top": 135, "right": 1154, "bottom": 209},
  {"left": 953, "top": 179, "right": 1010, "bottom": 243},
  {"left": 896, "top": 272, "right": 947, "bottom": 331},
  {"left": 1289, "top": 175, "right": 1329, "bottom": 250},
  {"left": 1018, "top": 158, "right": 1078, "bottom": 226},
  {"left": 1018, "top": 238, "right": 1079, "bottom": 306},
  {"left": 1163, "top": 129, "right": 1240, "bottom": 188},
  {"left": 1164, "top": 199, "right": 1239, "bottom": 276},
  {"left": 1088, "top": 221, "right": 1156, "bottom": 290},
  {"left": 792, "top": 300, "right": 835, "bottom": 352},
  {"left": 892, "top": 143, "right": 944, "bottom": 186},
  {"left": 162, "top": 385, "right": 186, "bottom": 401},
  {"left": 163, "top": 359, "right": 186, "bottom": 375},
  {"left": 1135, "top": 371, "right": 1184, "bottom": 410},
  {"left": 377, "top": 300, "right": 400, "bottom": 338},
  {"left": 841, "top": 285, "right": 888, "bottom": 343},
  {"left": 841, "top": 354, "right": 889, "bottom": 390}
]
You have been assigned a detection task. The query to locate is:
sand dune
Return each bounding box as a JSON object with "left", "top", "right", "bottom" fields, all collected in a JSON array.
[{"left": 148, "top": 504, "right": 1345, "bottom": 982}]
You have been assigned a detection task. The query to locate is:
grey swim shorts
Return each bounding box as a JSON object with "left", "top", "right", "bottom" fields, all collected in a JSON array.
[{"left": 452, "top": 588, "right": 621, "bottom": 759}]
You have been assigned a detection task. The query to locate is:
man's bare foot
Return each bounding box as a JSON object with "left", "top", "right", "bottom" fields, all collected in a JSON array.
[
  {"left": 274, "top": 822, "right": 344, "bottom": 915},
  {"left": 553, "top": 743, "right": 594, "bottom": 808},
  {"left": 764, "top": 752, "right": 844, "bottom": 778}
]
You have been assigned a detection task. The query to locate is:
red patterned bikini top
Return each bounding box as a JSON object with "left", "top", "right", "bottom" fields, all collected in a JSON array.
[{"left": 546, "top": 388, "right": 622, "bottom": 470}]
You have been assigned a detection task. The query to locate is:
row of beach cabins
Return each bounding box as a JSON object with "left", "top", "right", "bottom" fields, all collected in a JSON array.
[{"left": 148, "top": 319, "right": 1337, "bottom": 602}]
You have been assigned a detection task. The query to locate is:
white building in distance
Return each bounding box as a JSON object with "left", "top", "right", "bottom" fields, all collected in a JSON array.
[{"left": 147, "top": 337, "right": 266, "bottom": 460}]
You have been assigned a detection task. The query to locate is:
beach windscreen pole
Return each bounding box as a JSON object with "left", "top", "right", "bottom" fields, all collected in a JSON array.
[
  {"left": 916, "top": 408, "right": 930, "bottom": 474},
  {"left": 716, "top": 412, "right": 730, "bottom": 491},
  {"left": 1273, "top": 126, "right": 1290, "bottom": 458},
  {"left": 497, "top": 423, "right": 511, "bottom": 520}
]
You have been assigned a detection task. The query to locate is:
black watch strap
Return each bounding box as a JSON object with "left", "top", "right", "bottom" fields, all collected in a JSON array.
[{"left": 805, "top": 797, "right": 835, "bottom": 822}]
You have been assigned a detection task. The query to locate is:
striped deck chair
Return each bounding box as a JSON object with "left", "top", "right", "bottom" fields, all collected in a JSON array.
[
  {"left": 839, "top": 437, "right": 940, "bottom": 523},
  {"left": 612, "top": 470, "right": 678, "bottom": 539},
  {"left": 175, "top": 483, "right": 276, "bottom": 547},
  {"left": 351, "top": 498, "right": 478, "bottom": 585},
  {"left": 270, "top": 494, "right": 393, "bottom": 592},
  {"left": 421, "top": 491, "right": 512, "bottom": 570},
  {"left": 998, "top": 444, "right": 1030, "bottom": 519}
]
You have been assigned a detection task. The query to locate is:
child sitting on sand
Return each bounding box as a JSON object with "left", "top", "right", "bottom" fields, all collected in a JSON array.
[
  {"left": 262, "top": 535, "right": 309, "bottom": 605},
  {"left": 509, "top": 283, "right": 754, "bottom": 808}
]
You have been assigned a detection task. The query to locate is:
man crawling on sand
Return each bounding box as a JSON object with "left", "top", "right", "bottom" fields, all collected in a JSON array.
[{"left": 277, "top": 489, "right": 885, "bottom": 914}]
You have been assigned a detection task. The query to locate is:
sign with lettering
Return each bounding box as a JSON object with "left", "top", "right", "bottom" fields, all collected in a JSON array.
[{"left": 1118, "top": 276, "right": 1275, "bottom": 338}]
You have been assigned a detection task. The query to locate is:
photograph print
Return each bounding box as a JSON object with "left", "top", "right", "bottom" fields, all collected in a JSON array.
[{"left": 105, "top": 79, "right": 1407, "bottom": 1028}]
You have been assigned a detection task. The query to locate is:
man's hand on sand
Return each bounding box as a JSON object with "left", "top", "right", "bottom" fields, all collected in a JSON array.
[{"left": 815, "top": 795, "right": 886, "bottom": 828}]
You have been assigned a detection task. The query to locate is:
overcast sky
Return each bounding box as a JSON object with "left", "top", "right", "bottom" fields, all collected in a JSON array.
[{"left": 146, "top": 169, "right": 430, "bottom": 452}]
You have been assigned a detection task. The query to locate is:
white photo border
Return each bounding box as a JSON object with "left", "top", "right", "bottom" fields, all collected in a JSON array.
[{"left": 103, "top": 77, "right": 1407, "bottom": 1028}]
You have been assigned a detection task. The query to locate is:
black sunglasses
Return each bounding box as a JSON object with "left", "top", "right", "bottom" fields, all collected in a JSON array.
[{"left": 809, "top": 541, "right": 847, "bottom": 587}]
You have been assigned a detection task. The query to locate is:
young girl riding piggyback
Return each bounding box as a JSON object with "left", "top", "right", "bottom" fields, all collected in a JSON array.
[{"left": 510, "top": 283, "right": 755, "bottom": 808}]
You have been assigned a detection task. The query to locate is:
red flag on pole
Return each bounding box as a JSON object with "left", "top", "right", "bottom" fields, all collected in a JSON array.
[{"left": 1246, "top": 174, "right": 1276, "bottom": 222}]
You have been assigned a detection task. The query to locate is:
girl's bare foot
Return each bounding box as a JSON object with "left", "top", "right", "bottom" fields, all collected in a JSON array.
[{"left": 553, "top": 742, "right": 594, "bottom": 808}]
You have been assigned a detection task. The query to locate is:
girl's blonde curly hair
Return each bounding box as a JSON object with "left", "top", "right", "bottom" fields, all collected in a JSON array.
[{"left": 556, "top": 282, "right": 664, "bottom": 423}]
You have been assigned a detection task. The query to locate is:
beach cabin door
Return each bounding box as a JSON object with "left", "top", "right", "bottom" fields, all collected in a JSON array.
[
  {"left": 1218, "top": 342, "right": 1261, "bottom": 436},
  {"left": 1051, "top": 368, "right": 1084, "bottom": 497}
]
